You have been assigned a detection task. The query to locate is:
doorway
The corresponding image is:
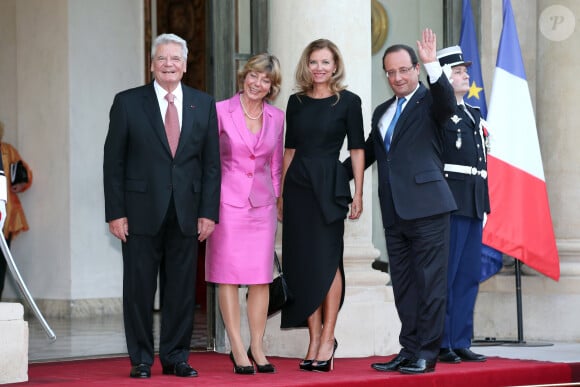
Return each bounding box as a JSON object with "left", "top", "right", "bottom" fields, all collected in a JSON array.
[{"left": 144, "top": 0, "right": 269, "bottom": 352}]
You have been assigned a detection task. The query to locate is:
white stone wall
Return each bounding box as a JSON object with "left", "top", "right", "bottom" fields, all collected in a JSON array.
[
  {"left": 0, "top": 0, "right": 142, "bottom": 316},
  {"left": 67, "top": 0, "right": 143, "bottom": 301}
]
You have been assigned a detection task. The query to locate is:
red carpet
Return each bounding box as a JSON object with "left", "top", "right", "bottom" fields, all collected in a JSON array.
[{"left": 8, "top": 352, "right": 580, "bottom": 387}]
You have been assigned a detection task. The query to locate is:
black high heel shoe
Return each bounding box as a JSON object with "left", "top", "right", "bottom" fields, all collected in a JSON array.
[
  {"left": 229, "top": 352, "right": 255, "bottom": 375},
  {"left": 311, "top": 339, "right": 338, "bottom": 372},
  {"left": 247, "top": 348, "right": 276, "bottom": 373},
  {"left": 299, "top": 359, "right": 314, "bottom": 371}
]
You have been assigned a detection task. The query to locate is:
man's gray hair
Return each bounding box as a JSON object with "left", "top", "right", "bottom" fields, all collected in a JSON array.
[{"left": 151, "top": 33, "right": 188, "bottom": 60}]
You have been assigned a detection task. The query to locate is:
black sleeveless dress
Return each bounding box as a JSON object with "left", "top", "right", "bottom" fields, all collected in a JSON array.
[{"left": 280, "top": 90, "right": 364, "bottom": 328}]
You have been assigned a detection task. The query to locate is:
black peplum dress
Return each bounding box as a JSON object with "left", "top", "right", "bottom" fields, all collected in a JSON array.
[{"left": 280, "top": 90, "right": 364, "bottom": 328}]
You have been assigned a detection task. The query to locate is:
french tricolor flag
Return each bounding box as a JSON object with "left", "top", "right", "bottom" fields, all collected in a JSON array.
[{"left": 483, "top": 0, "right": 559, "bottom": 280}]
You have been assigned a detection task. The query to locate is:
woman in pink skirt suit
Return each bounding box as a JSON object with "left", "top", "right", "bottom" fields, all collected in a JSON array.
[{"left": 205, "top": 53, "right": 284, "bottom": 374}]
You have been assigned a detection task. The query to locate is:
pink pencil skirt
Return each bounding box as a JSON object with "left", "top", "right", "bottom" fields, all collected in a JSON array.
[{"left": 205, "top": 201, "right": 276, "bottom": 285}]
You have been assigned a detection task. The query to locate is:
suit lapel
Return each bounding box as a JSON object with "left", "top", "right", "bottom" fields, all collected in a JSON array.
[
  {"left": 230, "top": 94, "right": 258, "bottom": 153},
  {"left": 180, "top": 85, "right": 207, "bottom": 157},
  {"left": 462, "top": 104, "right": 476, "bottom": 127},
  {"left": 142, "top": 83, "right": 172, "bottom": 155},
  {"left": 390, "top": 83, "right": 427, "bottom": 146},
  {"left": 373, "top": 99, "right": 393, "bottom": 151},
  {"left": 255, "top": 104, "right": 273, "bottom": 151},
  {"left": 180, "top": 86, "right": 198, "bottom": 157}
]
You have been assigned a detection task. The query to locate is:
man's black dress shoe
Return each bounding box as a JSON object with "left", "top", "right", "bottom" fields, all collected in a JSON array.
[
  {"left": 130, "top": 363, "right": 151, "bottom": 378},
  {"left": 438, "top": 348, "right": 461, "bottom": 363},
  {"left": 399, "top": 358, "right": 436, "bottom": 374},
  {"left": 454, "top": 348, "right": 487, "bottom": 362},
  {"left": 162, "top": 361, "right": 198, "bottom": 377},
  {"left": 371, "top": 354, "right": 413, "bottom": 372}
]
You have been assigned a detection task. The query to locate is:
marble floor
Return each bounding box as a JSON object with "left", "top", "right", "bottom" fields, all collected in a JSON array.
[
  {"left": 28, "top": 310, "right": 210, "bottom": 362},
  {"left": 475, "top": 341, "right": 580, "bottom": 364},
  {"left": 27, "top": 311, "right": 580, "bottom": 364}
]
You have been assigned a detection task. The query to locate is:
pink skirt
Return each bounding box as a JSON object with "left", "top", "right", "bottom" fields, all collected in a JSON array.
[{"left": 205, "top": 201, "right": 276, "bottom": 285}]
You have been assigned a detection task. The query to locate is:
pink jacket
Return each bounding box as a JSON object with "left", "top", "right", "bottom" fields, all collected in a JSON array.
[{"left": 216, "top": 93, "right": 284, "bottom": 208}]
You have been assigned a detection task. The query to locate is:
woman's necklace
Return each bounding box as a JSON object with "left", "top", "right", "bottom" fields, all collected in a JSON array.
[{"left": 240, "top": 94, "right": 263, "bottom": 120}]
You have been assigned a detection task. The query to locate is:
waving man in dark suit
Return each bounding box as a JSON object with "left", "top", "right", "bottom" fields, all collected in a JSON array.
[
  {"left": 103, "top": 33, "right": 220, "bottom": 379},
  {"left": 345, "top": 29, "right": 457, "bottom": 374}
]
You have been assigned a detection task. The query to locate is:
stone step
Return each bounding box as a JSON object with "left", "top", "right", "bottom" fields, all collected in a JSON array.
[{"left": 0, "top": 303, "right": 28, "bottom": 384}]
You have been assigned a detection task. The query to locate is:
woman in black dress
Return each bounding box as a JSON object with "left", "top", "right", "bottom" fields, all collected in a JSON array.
[{"left": 278, "top": 39, "right": 364, "bottom": 372}]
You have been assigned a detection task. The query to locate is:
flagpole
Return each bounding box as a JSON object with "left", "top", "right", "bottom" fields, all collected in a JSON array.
[
  {"left": 515, "top": 259, "right": 525, "bottom": 343},
  {"left": 514, "top": 259, "right": 524, "bottom": 343},
  {"left": 474, "top": 258, "right": 552, "bottom": 347},
  {"left": 501, "top": 260, "right": 553, "bottom": 347}
]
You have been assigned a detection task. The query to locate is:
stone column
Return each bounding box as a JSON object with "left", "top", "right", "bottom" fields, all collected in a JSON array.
[
  {"left": 0, "top": 303, "right": 28, "bottom": 384},
  {"left": 475, "top": 0, "right": 580, "bottom": 342},
  {"left": 537, "top": 0, "right": 580, "bottom": 277},
  {"left": 262, "top": 0, "right": 401, "bottom": 358},
  {"left": 5, "top": 0, "right": 142, "bottom": 316}
]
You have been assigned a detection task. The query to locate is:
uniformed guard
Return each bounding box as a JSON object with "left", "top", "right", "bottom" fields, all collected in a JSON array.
[{"left": 437, "top": 46, "right": 490, "bottom": 364}]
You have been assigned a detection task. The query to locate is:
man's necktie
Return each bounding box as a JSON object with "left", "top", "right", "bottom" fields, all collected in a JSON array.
[
  {"left": 384, "top": 97, "right": 406, "bottom": 152},
  {"left": 165, "top": 93, "right": 180, "bottom": 157}
]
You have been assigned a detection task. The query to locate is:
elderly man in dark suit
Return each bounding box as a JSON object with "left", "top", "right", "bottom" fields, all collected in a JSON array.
[
  {"left": 345, "top": 29, "right": 456, "bottom": 374},
  {"left": 103, "top": 33, "right": 220, "bottom": 379}
]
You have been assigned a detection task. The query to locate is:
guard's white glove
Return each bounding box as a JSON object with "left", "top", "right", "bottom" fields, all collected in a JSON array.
[
  {"left": 0, "top": 200, "right": 6, "bottom": 231},
  {"left": 482, "top": 212, "right": 488, "bottom": 229}
]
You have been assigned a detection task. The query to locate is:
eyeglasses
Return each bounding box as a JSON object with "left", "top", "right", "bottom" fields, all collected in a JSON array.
[
  {"left": 154, "top": 56, "right": 184, "bottom": 64},
  {"left": 385, "top": 65, "right": 416, "bottom": 78}
]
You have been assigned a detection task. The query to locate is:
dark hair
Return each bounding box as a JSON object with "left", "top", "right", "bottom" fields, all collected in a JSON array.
[{"left": 382, "top": 44, "right": 418, "bottom": 71}]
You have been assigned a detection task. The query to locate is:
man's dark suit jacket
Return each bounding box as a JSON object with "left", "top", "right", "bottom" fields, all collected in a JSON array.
[
  {"left": 103, "top": 82, "right": 220, "bottom": 234},
  {"left": 361, "top": 76, "right": 458, "bottom": 225}
]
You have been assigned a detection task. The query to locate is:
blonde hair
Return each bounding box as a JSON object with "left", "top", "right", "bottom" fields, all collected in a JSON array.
[
  {"left": 294, "top": 39, "right": 346, "bottom": 103},
  {"left": 237, "top": 53, "right": 282, "bottom": 102},
  {"left": 0, "top": 120, "right": 4, "bottom": 141}
]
